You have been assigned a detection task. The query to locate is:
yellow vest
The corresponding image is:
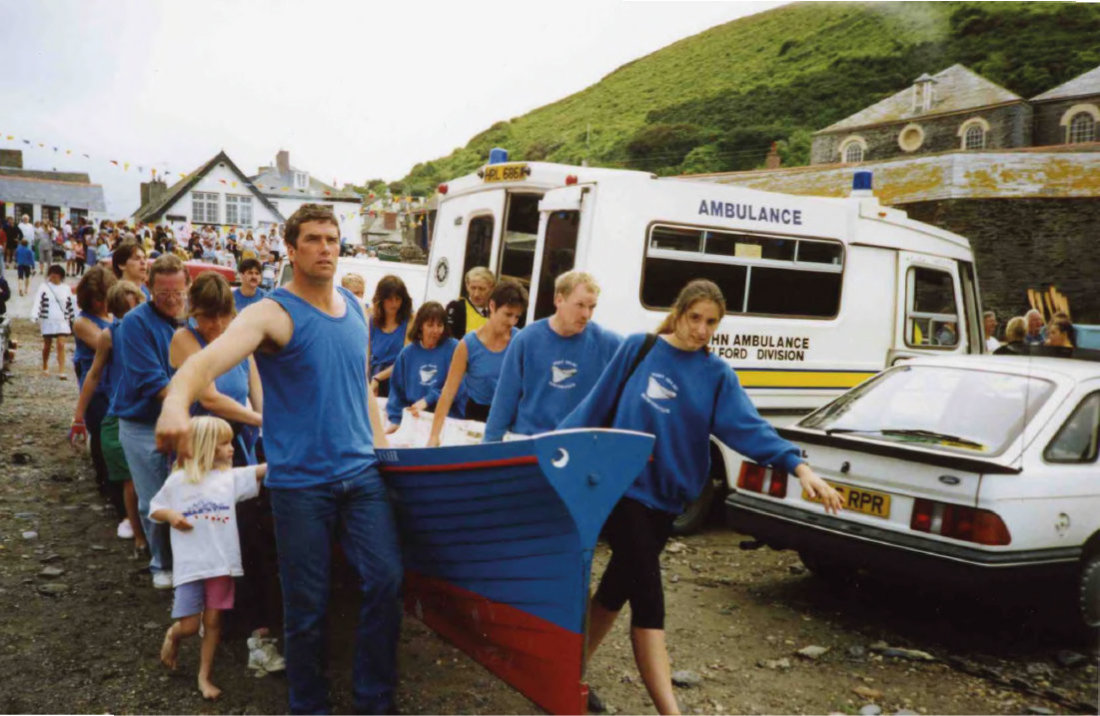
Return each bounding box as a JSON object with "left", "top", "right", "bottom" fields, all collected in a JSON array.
[{"left": 465, "top": 299, "right": 488, "bottom": 333}]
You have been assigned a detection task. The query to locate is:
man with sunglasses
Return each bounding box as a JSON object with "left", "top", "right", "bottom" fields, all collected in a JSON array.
[{"left": 113, "top": 253, "right": 189, "bottom": 589}]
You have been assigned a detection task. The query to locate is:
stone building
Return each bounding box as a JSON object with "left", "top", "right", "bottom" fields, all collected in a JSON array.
[
  {"left": 1031, "top": 65, "right": 1100, "bottom": 147},
  {"left": 0, "top": 149, "right": 106, "bottom": 226}
]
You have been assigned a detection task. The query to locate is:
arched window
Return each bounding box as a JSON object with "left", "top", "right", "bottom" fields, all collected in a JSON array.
[
  {"left": 1068, "top": 112, "right": 1096, "bottom": 144},
  {"left": 964, "top": 124, "right": 985, "bottom": 150},
  {"left": 844, "top": 142, "right": 864, "bottom": 163}
]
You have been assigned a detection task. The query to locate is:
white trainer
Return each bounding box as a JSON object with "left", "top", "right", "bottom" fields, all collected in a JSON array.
[
  {"left": 117, "top": 519, "right": 134, "bottom": 540},
  {"left": 247, "top": 637, "right": 286, "bottom": 673},
  {"left": 152, "top": 571, "right": 173, "bottom": 590}
]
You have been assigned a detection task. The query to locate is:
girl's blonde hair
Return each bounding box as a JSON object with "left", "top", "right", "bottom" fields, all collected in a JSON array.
[{"left": 183, "top": 416, "right": 234, "bottom": 483}]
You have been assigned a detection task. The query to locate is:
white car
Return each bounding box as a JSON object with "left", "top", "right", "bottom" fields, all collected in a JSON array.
[{"left": 727, "top": 352, "right": 1100, "bottom": 629}]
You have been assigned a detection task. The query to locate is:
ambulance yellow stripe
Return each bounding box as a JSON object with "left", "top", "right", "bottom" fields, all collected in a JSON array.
[{"left": 736, "top": 370, "right": 878, "bottom": 389}]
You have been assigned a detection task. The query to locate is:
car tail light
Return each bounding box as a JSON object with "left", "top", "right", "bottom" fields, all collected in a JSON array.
[
  {"left": 738, "top": 462, "right": 787, "bottom": 498},
  {"left": 910, "top": 499, "right": 1010, "bottom": 545}
]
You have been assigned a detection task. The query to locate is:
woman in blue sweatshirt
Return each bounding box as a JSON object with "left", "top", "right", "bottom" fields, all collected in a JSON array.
[
  {"left": 385, "top": 301, "right": 464, "bottom": 429},
  {"left": 427, "top": 279, "right": 527, "bottom": 446},
  {"left": 560, "top": 279, "right": 842, "bottom": 715}
]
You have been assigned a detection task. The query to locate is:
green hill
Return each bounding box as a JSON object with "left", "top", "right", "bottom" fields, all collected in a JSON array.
[{"left": 382, "top": 2, "right": 1100, "bottom": 195}]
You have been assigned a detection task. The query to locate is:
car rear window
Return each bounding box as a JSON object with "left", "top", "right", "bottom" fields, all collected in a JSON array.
[{"left": 800, "top": 365, "right": 1056, "bottom": 457}]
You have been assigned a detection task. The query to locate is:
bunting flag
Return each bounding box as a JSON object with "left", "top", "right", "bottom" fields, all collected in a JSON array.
[
  {"left": 110, "top": 160, "right": 119, "bottom": 166},
  {"left": 123, "top": 162, "right": 129, "bottom": 171}
]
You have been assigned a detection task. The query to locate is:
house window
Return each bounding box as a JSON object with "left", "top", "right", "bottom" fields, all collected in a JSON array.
[
  {"left": 192, "top": 192, "right": 219, "bottom": 224},
  {"left": 964, "top": 125, "right": 985, "bottom": 150},
  {"left": 844, "top": 143, "right": 863, "bottom": 163},
  {"left": 69, "top": 208, "right": 88, "bottom": 224},
  {"left": 1068, "top": 112, "right": 1097, "bottom": 144},
  {"left": 293, "top": 172, "right": 308, "bottom": 190},
  {"left": 225, "top": 195, "right": 253, "bottom": 226}
]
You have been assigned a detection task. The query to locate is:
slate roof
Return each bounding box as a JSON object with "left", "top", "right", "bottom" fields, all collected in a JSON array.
[
  {"left": 249, "top": 166, "right": 361, "bottom": 202},
  {"left": 818, "top": 64, "right": 1024, "bottom": 134},
  {"left": 0, "top": 167, "right": 91, "bottom": 183},
  {"left": 132, "top": 150, "right": 283, "bottom": 223},
  {"left": 0, "top": 174, "right": 106, "bottom": 211},
  {"left": 1032, "top": 64, "right": 1100, "bottom": 102}
]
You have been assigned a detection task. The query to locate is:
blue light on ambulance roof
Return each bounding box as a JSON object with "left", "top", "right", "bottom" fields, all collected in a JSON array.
[
  {"left": 852, "top": 171, "right": 873, "bottom": 191},
  {"left": 488, "top": 148, "right": 509, "bottom": 165}
]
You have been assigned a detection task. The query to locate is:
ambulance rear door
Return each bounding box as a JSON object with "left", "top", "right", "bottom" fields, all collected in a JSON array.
[
  {"left": 425, "top": 188, "right": 506, "bottom": 306},
  {"left": 890, "top": 251, "right": 970, "bottom": 363}
]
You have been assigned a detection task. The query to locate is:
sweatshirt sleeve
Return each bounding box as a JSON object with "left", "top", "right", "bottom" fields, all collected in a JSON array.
[
  {"left": 482, "top": 334, "right": 525, "bottom": 442},
  {"left": 387, "top": 348, "right": 409, "bottom": 425},
  {"left": 712, "top": 367, "right": 804, "bottom": 475},
  {"left": 28, "top": 285, "right": 45, "bottom": 322},
  {"left": 558, "top": 335, "right": 641, "bottom": 431},
  {"left": 118, "top": 318, "right": 172, "bottom": 401}
]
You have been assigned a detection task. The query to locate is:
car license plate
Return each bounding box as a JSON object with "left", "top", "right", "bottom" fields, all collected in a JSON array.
[
  {"left": 483, "top": 163, "right": 528, "bottom": 183},
  {"left": 803, "top": 482, "right": 891, "bottom": 518}
]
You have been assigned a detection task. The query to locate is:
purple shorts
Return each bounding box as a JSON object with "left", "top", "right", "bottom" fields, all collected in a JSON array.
[{"left": 171, "top": 575, "right": 235, "bottom": 618}]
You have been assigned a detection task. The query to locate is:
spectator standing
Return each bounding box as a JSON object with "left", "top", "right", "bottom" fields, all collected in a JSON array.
[
  {"left": 269, "top": 230, "right": 284, "bottom": 263},
  {"left": 36, "top": 222, "right": 53, "bottom": 275},
  {"left": 1046, "top": 316, "right": 1075, "bottom": 348},
  {"left": 156, "top": 204, "right": 401, "bottom": 714},
  {"left": 3, "top": 217, "right": 17, "bottom": 265},
  {"left": 15, "top": 239, "right": 35, "bottom": 296},
  {"left": 17, "top": 215, "right": 35, "bottom": 271},
  {"left": 445, "top": 266, "right": 494, "bottom": 339},
  {"left": 367, "top": 275, "right": 412, "bottom": 398},
  {"left": 983, "top": 310, "right": 1000, "bottom": 352},
  {"left": 114, "top": 254, "right": 191, "bottom": 589},
  {"left": 0, "top": 273, "right": 10, "bottom": 316},
  {"left": 0, "top": 220, "right": 7, "bottom": 272},
  {"left": 484, "top": 271, "right": 621, "bottom": 442},
  {"left": 993, "top": 316, "right": 1027, "bottom": 355},
  {"left": 233, "top": 259, "right": 267, "bottom": 313},
  {"left": 1024, "top": 309, "right": 1045, "bottom": 345},
  {"left": 29, "top": 264, "right": 76, "bottom": 378}
]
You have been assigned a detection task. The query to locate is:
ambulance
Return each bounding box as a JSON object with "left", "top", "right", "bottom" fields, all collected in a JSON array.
[{"left": 421, "top": 153, "right": 987, "bottom": 530}]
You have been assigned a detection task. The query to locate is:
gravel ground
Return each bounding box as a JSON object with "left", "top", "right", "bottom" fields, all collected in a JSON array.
[{"left": 1, "top": 299, "right": 1097, "bottom": 714}]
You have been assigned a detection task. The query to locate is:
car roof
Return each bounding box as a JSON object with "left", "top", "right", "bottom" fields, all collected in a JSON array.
[{"left": 905, "top": 354, "right": 1100, "bottom": 385}]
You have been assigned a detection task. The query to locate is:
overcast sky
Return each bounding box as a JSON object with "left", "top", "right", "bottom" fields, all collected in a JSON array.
[{"left": 1, "top": 0, "right": 784, "bottom": 215}]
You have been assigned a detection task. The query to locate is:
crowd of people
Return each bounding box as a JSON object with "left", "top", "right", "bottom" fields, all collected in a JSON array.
[
  {"left": 0, "top": 196, "right": 1090, "bottom": 712},
  {"left": 984, "top": 307, "right": 1079, "bottom": 353}
]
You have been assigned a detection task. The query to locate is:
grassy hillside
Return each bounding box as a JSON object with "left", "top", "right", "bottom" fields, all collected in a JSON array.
[{"left": 381, "top": 2, "right": 1100, "bottom": 195}]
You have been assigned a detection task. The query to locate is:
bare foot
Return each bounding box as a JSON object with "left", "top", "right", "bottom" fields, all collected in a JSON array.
[
  {"left": 198, "top": 676, "right": 222, "bottom": 700},
  {"left": 160, "top": 627, "right": 179, "bottom": 670}
]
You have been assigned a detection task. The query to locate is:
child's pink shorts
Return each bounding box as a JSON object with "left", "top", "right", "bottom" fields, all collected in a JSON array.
[{"left": 171, "top": 575, "right": 235, "bottom": 618}]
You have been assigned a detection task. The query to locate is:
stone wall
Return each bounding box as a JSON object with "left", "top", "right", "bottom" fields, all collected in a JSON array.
[
  {"left": 903, "top": 198, "right": 1100, "bottom": 325},
  {"left": 812, "top": 103, "right": 1032, "bottom": 165},
  {"left": 1033, "top": 97, "right": 1100, "bottom": 147}
]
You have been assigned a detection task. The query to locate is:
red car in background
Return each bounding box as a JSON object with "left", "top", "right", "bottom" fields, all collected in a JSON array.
[{"left": 146, "top": 258, "right": 237, "bottom": 285}]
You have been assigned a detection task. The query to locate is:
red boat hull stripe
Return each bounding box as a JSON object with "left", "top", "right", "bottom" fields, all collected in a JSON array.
[{"left": 382, "top": 455, "right": 539, "bottom": 473}]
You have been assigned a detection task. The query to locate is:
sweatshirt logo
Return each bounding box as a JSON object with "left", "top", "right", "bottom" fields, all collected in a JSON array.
[
  {"left": 642, "top": 373, "right": 678, "bottom": 414},
  {"left": 550, "top": 360, "right": 578, "bottom": 389},
  {"left": 418, "top": 365, "right": 439, "bottom": 386}
]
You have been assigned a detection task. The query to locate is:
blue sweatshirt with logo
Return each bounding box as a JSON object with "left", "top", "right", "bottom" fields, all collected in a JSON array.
[
  {"left": 559, "top": 333, "right": 804, "bottom": 514},
  {"left": 111, "top": 301, "right": 179, "bottom": 423},
  {"left": 483, "top": 319, "right": 621, "bottom": 442},
  {"left": 387, "top": 337, "right": 467, "bottom": 424}
]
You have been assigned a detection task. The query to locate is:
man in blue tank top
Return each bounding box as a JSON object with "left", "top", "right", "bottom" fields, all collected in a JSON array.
[{"left": 155, "top": 205, "right": 399, "bottom": 715}]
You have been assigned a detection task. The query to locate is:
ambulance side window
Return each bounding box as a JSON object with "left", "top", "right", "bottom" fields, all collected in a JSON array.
[
  {"left": 533, "top": 211, "right": 580, "bottom": 320},
  {"left": 905, "top": 267, "right": 959, "bottom": 349},
  {"left": 641, "top": 224, "right": 842, "bottom": 318},
  {"left": 461, "top": 215, "right": 493, "bottom": 297}
]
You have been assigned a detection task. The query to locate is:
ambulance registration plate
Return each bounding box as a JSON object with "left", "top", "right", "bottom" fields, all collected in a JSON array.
[
  {"left": 803, "top": 482, "right": 891, "bottom": 518},
  {"left": 482, "top": 163, "right": 529, "bottom": 183}
]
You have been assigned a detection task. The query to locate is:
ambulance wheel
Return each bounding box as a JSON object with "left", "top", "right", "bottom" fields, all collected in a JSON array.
[
  {"left": 672, "top": 479, "right": 719, "bottom": 535},
  {"left": 1079, "top": 551, "right": 1100, "bottom": 631}
]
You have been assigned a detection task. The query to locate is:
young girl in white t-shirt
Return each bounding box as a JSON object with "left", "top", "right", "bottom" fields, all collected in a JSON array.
[{"left": 150, "top": 416, "right": 267, "bottom": 700}]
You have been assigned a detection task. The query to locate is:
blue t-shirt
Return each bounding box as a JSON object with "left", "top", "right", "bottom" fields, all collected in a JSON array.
[
  {"left": 73, "top": 313, "right": 111, "bottom": 389},
  {"left": 111, "top": 302, "right": 179, "bottom": 423},
  {"left": 15, "top": 245, "right": 35, "bottom": 268},
  {"left": 102, "top": 320, "right": 123, "bottom": 409},
  {"left": 185, "top": 324, "right": 250, "bottom": 414},
  {"left": 483, "top": 319, "right": 621, "bottom": 442},
  {"left": 368, "top": 317, "right": 409, "bottom": 380},
  {"left": 254, "top": 287, "right": 378, "bottom": 489},
  {"left": 559, "top": 334, "right": 804, "bottom": 514},
  {"left": 386, "top": 338, "right": 466, "bottom": 424},
  {"left": 233, "top": 287, "right": 267, "bottom": 314},
  {"left": 461, "top": 327, "right": 517, "bottom": 406}
]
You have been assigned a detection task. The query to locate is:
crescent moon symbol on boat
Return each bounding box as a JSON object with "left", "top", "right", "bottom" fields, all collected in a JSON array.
[{"left": 551, "top": 448, "right": 569, "bottom": 469}]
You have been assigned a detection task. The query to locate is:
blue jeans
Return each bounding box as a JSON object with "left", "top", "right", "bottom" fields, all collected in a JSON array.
[
  {"left": 270, "top": 468, "right": 402, "bottom": 715},
  {"left": 118, "top": 418, "right": 172, "bottom": 575}
]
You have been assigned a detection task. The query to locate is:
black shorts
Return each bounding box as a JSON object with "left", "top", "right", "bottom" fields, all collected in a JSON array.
[
  {"left": 17, "top": 265, "right": 31, "bottom": 279},
  {"left": 593, "top": 497, "right": 676, "bottom": 629},
  {"left": 464, "top": 400, "right": 491, "bottom": 422}
]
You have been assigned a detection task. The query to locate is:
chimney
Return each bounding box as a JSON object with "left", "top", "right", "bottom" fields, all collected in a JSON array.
[
  {"left": 912, "top": 73, "right": 935, "bottom": 113},
  {"left": 0, "top": 149, "right": 22, "bottom": 169},
  {"left": 276, "top": 150, "right": 290, "bottom": 175},
  {"left": 765, "top": 142, "right": 781, "bottom": 170},
  {"left": 140, "top": 178, "right": 168, "bottom": 207}
]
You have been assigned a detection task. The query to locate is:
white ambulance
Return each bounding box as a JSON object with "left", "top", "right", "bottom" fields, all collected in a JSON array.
[{"left": 419, "top": 157, "right": 986, "bottom": 530}]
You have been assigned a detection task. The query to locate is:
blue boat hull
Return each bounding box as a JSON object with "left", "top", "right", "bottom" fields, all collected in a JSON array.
[{"left": 378, "top": 429, "right": 655, "bottom": 715}]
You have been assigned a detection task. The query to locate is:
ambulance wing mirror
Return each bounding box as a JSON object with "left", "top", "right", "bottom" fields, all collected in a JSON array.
[{"left": 538, "top": 185, "right": 585, "bottom": 213}]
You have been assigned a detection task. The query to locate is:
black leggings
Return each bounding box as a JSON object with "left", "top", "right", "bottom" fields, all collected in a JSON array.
[
  {"left": 465, "top": 400, "right": 491, "bottom": 422},
  {"left": 593, "top": 498, "right": 676, "bottom": 629}
]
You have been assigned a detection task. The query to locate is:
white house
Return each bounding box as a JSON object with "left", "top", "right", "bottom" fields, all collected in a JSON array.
[
  {"left": 250, "top": 150, "right": 364, "bottom": 245},
  {"left": 132, "top": 150, "right": 283, "bottom": 235}
]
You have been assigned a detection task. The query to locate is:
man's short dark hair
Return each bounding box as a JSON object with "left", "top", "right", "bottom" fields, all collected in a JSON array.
[
  {"left": 238, "top": 258, "right": 262, "bottom": 274},
  {"left": 47, "top": 264, "right": 66, "bottom": 279},
  {"left": 111, "top": 241, "right": 145, "bottom": 278},
  {"left": 285, "top": 204, "right": 339, "bottom": 249}
]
